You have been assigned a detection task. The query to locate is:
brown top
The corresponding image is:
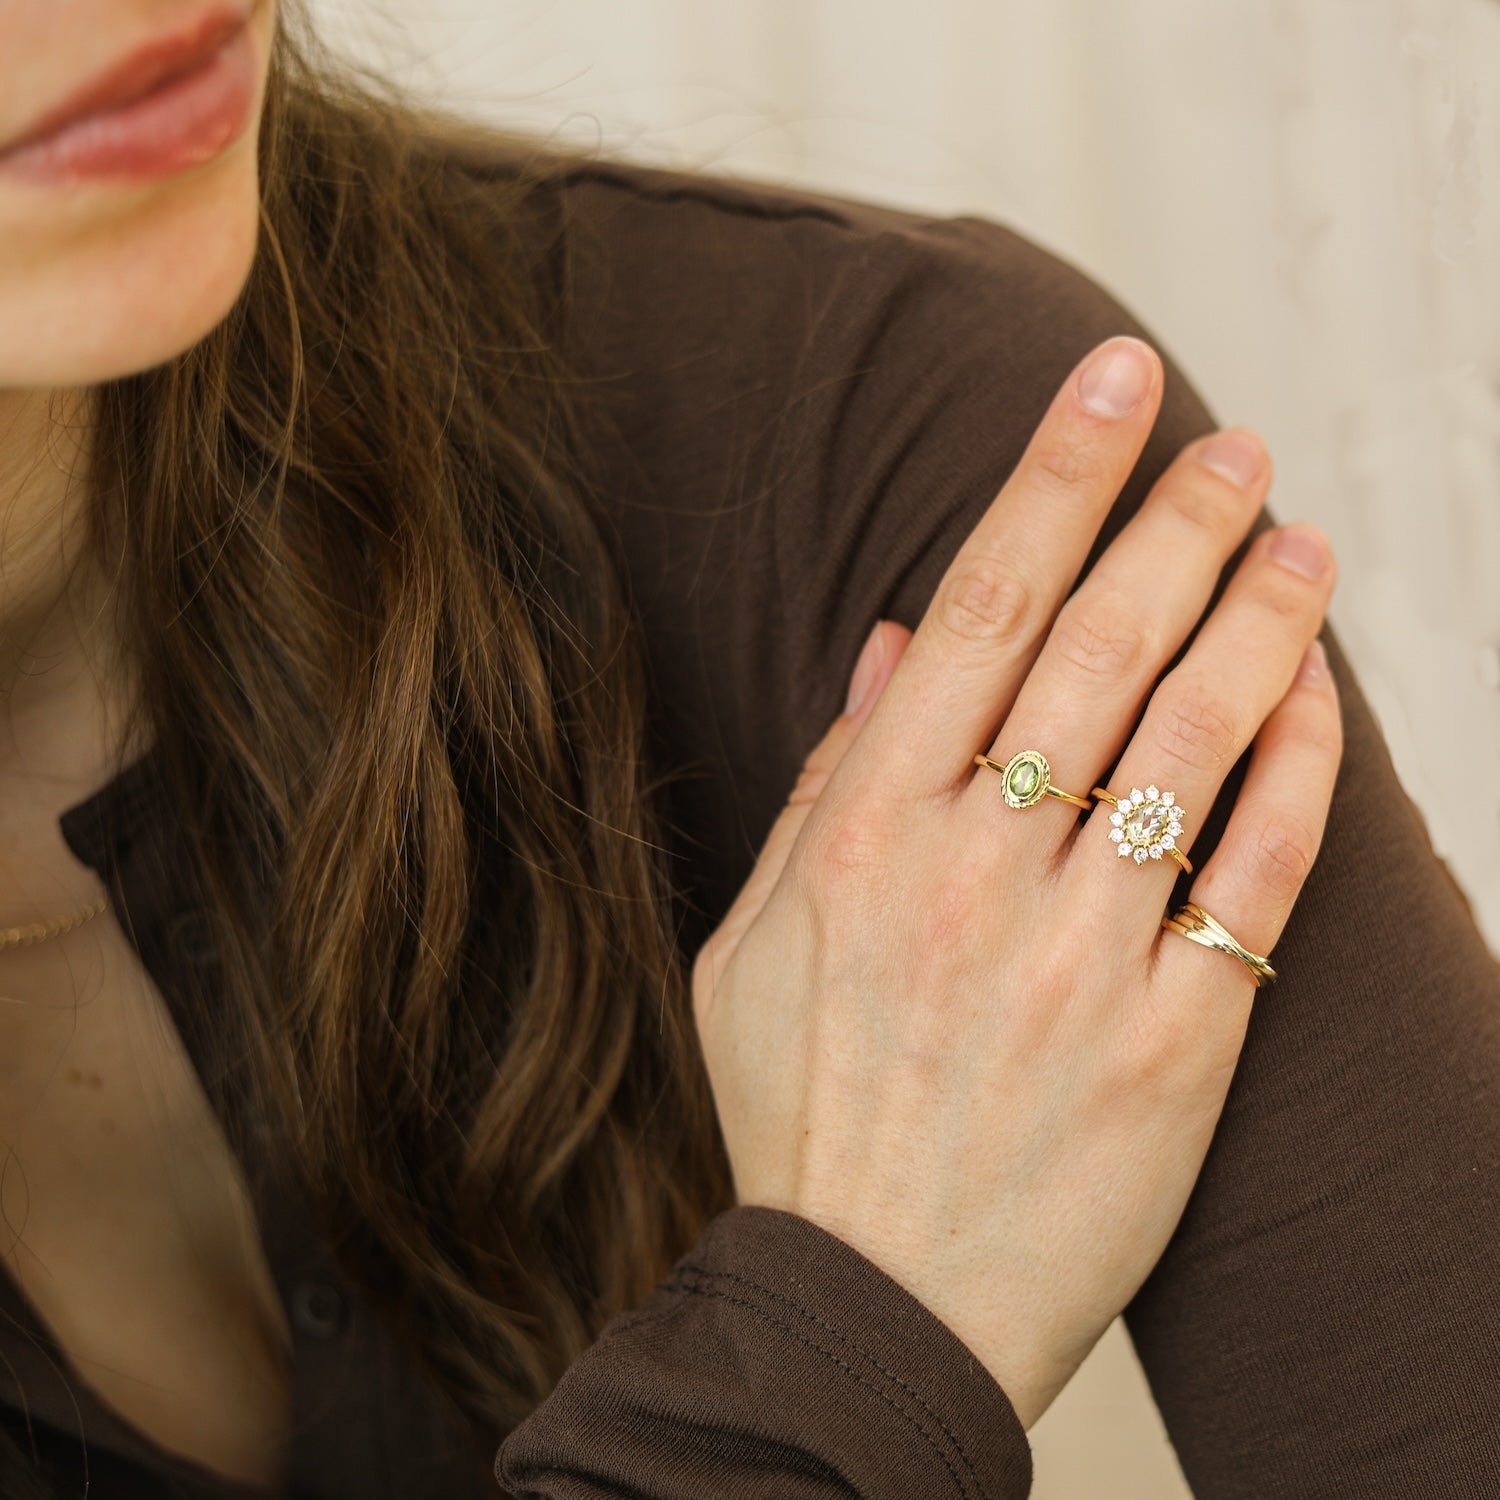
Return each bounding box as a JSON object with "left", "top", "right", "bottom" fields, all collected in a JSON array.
[{"left": 4, "top": 142, "right": 1496, "bottom": 1499}]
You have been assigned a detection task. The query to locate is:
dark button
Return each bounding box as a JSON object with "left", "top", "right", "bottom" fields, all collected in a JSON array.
[
  {"left": 165, "top": 909, "right": 219, "bottom": 966},
  {"left": 288, "top": 1277, "right": 348, "bottom": 1340}
]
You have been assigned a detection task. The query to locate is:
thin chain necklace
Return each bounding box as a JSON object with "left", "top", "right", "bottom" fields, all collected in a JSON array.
[{"left": 0, "top": 895, "right": 110, "bottom": 951}]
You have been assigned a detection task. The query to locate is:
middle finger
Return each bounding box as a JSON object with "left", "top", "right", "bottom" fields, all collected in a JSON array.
[{"left": 967, "top": 426, "right": 1271, "bottom": 855}]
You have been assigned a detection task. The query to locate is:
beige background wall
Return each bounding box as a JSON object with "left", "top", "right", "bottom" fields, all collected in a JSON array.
[{"left": 311, "top": 2, "right": 1500, "bottom": 1493}]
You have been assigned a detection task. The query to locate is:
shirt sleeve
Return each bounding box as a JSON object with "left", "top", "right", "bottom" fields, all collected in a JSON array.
[
  {"left": 715, "top": 210, "right": 1500, "bottom": 1494},
  {"left": 509, "top": 172, "right": 1500, "bottom": 1497},
  {"left": 494, "top": 1204, "right": 1033, "bottom": 1498}
]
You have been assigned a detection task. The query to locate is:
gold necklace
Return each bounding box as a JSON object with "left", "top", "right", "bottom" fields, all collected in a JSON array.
[{"left": 0, "top": 895, "right": 110, "bottom": 951}]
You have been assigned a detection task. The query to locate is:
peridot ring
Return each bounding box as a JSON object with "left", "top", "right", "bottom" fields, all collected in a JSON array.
[{"left": 973, "top": 750, "right": 1093, "bottom": 812}]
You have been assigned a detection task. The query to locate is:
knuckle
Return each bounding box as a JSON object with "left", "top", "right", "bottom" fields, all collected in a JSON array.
[
  {"left": 798, "top": 802, "right": 892, "bottom": 893},
  {"left": 1119, "top": 1010, "right": 1237, "bottom": 1124},
  {"left": 1153, "top": 684, "right": 1241, "bottom": 777},
  {"left": 1052, "top": 594, "right": 1153, "bottom": 682},
  {"left": 1161, "top": 475, "right": 1242, "bottom": 535},
  {"left": 1029, "top": 434, "right": 1107, "bottom": 497},
  {"left": 933, "top": 551, "right": 1033, "bottom": 645},
  {"left": 788, "top": 800, "right": 906, "bottom": 979},
  {"left": 1282, "top": 699, "right": 1344, "bottom": 761},
  {"left": 1244, "top": 812, "right": 1318, "bottom": 896},
  {"left": 1112, "top": 990, "right": 1192, "bottom": 1095},
  {"left": 1255, "top": 572, "right": 1321, "bottom": 625}
]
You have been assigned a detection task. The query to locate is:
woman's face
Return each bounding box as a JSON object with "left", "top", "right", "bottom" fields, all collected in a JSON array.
[{"left": 0, "top": 0, "right": 278, "bottom": 392}]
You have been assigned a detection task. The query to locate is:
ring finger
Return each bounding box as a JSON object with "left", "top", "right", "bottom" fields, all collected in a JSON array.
[
  {"left": 1071, "top": 518, "right": 1337, "bottom": 929},
  {"left": 1150, "top": 634, "right": 1342, "bottom": 1034}
]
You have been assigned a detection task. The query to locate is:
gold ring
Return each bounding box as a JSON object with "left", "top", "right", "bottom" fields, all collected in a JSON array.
[
  {"left": 1092, "top": 785, "right": 1193, "bottom": 873},
  {"left": 974, "top": 750, "right": 1093, "bottom": 811},
  {"left": 1162, "top": 902, "right": 1277, "bottom": 988}
]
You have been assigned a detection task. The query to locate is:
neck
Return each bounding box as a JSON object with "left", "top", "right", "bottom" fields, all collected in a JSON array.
[{"left": 0, "top": 384, "right": 142, "bottom": 920}]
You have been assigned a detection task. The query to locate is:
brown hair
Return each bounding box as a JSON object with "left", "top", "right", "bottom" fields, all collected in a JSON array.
[{"left": 5, "top": 0, "right": 732, "bottom": 1489}]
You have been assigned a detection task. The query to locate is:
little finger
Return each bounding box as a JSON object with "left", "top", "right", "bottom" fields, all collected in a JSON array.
[{"left": 1151, "top": 635, "right": 1342, "bottom": 1033}]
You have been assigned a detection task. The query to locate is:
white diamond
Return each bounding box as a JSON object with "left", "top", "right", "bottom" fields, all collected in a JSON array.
[
  {"left": 1109, "top": 811, "right": 1124, "bottom": 827},
  {"left": 1149, "top": 845, "right": 1163, "bottom": 859},
  {"left": 1118, "top": 843, "right": 1132, "bottom": 857},
  {"left": 1133, "top": 847, "right": 1148, "bottom": 863},
  {"left": 1109, "top": 828, "right": 1124, "bottom": 842},
  {"left": 1168, "top": 820, "right": 1183, "bottom": 837},
  {"left": 1146, "top": 785, "right": 1159, "bottom": 800},
  {"left": 1130, "top": 788, "right": 1144, "bottom": 804},
  {"left": 1160, "top": 834, "right": 1175, "bottom": 850},
  {"left": 1161, "top": 791, "right": 1175, "bottom": 806}
]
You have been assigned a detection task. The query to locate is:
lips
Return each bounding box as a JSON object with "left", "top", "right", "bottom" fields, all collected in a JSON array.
[{"left": 0, "top": 4, "right": 254, "bottom": 160}]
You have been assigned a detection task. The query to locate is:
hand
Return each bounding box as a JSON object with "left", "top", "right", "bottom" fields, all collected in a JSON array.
[{"left": 690, "top": 334, "right": 1342, "bottom": 1430}]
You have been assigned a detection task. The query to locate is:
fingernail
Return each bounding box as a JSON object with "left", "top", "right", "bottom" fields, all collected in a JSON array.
[
  {"left": 1270, "top": 524, "right": 1330, "bottom": 580},
  {"left": 845, "top": 623, "right": 886, "bottom": 716},
  {"left": 1078, "top": 337, "right": 1154, "bottom": 418},
  {"left": 1198, "top": 429, "right": 1265, "bottom": 487},
  {"left": 1296, "top": 638, "right": 1328, "bottom": 685}
]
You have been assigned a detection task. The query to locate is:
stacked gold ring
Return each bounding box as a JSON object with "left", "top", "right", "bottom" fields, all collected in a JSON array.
[
  {"left": 1162, "top": 902, "right": 1277, "bottom": 988},
  {"left": 973, "top": 750, "right": 1093, "bottom": 811}
]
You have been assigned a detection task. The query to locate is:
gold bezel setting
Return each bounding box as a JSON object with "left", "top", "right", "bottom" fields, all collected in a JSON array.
[{"left": 1000, "top": 749, "right": 1051, "bottom": 809}]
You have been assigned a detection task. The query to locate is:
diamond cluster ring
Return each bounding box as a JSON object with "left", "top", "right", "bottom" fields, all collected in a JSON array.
[{"left": 1091, "top": 785, "right": 1193, "bottom": 873}]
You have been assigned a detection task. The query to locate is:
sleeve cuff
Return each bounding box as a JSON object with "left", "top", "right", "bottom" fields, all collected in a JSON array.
[{"left": 498, "top": 1203, "right": 1032, "bottom": 1499}]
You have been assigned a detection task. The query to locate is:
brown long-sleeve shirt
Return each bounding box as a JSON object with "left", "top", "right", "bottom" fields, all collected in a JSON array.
[{"left": 5, "top": 140, "right": 1497, "bottom": 1499}]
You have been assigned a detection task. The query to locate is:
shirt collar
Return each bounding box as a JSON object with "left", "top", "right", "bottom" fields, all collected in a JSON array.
[{"left": 57, "top": 742, "right": 166, "bottom": 875}]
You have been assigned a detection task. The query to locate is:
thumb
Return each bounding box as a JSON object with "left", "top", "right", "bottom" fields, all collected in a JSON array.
[{"left": 696, "top": 619, "right": 910, "bottom": 1000}]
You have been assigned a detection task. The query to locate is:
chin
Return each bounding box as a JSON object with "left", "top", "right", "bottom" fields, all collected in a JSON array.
[
  {"left": 1, "top": 153, "right": 264, "bottom": 391},
  {"left": 0, "top": 1, "right": 274, "bottom": 392}
]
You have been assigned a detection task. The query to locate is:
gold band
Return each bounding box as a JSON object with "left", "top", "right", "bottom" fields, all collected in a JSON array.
[
  {"left": 1161, "top": 902, "right": 1277, "bottom": 988},
  {"left": 973, "top": 750, "right": 1093, "bottom": 811},
  {"left": 1092, "top": 786, "right": 1193, "bottom": 873}
]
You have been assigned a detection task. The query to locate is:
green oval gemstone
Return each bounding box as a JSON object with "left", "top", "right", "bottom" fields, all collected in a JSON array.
[{"left": 1008, "top": 760, "right": 1041, "bottom": 799}]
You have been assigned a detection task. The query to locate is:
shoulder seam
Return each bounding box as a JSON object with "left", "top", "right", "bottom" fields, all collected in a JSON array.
[{"left": 542, "top": 158, "right": 881, "bottom": 232}]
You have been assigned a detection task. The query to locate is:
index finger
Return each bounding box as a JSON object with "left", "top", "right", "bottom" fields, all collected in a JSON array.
[{"left": 845, "top": 333, "right": 1166, "bottom": 807}]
